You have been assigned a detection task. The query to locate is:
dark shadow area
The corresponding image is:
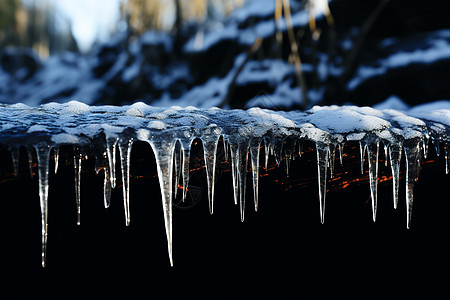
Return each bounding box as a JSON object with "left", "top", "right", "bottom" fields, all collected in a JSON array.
[{"left": 0, "top": 140, "right": 448, "bottom": 299}]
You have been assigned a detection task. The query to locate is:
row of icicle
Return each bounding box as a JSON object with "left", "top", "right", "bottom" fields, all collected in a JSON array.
[{"left": 6, "top": 133, "right": 449, "bottom": 267}]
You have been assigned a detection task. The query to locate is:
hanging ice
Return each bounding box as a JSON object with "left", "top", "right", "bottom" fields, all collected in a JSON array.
[{"left": 0, "top": 101, "right": 449, "bottom": 267}]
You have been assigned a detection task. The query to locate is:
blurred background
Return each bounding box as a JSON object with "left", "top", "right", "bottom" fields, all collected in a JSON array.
[{"left": 1, "top": 0, "right": 450, "bottom": 109}]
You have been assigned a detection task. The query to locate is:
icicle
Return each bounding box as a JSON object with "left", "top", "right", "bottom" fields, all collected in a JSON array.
[
  {"left": 27, "top": 147, "right": 34, "bottom": 178},
  {"left": 338, "top": 143, "right": 344, "bottom": 165},
  {"left": 97, "top": 148, "right": 111, "bottom": 208},
  {"left": 250, "top": 139, "right": 261, "bottom": 212},
  {"left": 389, "top": 143, "right": 402, "bottom": 209},
  {"left": 35, "top": 144, "right": 51, "bottom": 267},
  {"left": 106, "top": 137, "right": 118, "bottom": 189},
  {"left": 432, "top": 137, "right": 440, "bottom": 157},
  {"left": 285, "top": 153, "right": 291, "bottom": 177},
  {"left": 53, "top": 147, "right": 60, "bottom": 174},
  {"left": 264, "top": 138, "right": 270, "bottom": 170},
  {"left": 316, "top": 142, "right": 329, "bottom": 224},
  {"left": 73, "top": 149, "right": 82, "bottom": 225},
  {"left": 223, "top": 138, "right": 229, "bottom": 161},
  {"left": 444, "top": 143, "right": 449, "bottom": 174},
  {"left": 272, "top": 138, "right": 283, "bottom": 168},
  {"left": 366, "top": 141, "right": 380, "bottom": 222},
  {"left": 180, "top": 140, "right": 192, "bottom": 202},
  {"left": 230, "top": 143, "right": 239, "bottom": 206},
  {"left": 283, "top": 138, "right": 296, "bottom": 177},
  {"left": 359, "top": 141, "right": 366, "bottom": 174},
  {"left": 149, "top": 138, "right": 176, "bottom": 266},
  {"left": 10, "top": 147, "right": 19, "bottom": 177},
  {"left": 202, "top": 133, "right": 220, "bottom": 215},
  {"left": 422, "top": 135, "right": 429, "bottom": 159},
  {"left": 173, "top": 142, "right": 182, "bottom": 199},
  {"left": 298, "top": 139, "right": 303, "bottom": 158},
  {"left": 103, "top": 164, "right": 112, "bottom": 209},
  {"left": 328, "top": 143, "right": 336, "bottom": 179},
  {"left": 118, "top": 139, "right": 133, "bottom": 226},
  {"left": 383, "top": 143, "right": 389, "bottom": 167},
  {"left": 404, "top": 139, "right": 421, "bottom": 229},
  {"left": 229, "top": 141, "right": 249, "bottom": 222}
]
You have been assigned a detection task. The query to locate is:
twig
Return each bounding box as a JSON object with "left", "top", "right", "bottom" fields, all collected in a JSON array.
[
  {"left": 339, "top": 0, "right": 392, "bottom": 87},
  {"left": 218, "top": 37, "right": 263, "bottom": 108},
  {"left": 282, "top": 0, "right": 309, "bottom": 108}
]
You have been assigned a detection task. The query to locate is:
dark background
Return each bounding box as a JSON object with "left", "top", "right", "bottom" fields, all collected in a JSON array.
[{"left": 1, "top": 140, "right": 448, "bottom": 299}]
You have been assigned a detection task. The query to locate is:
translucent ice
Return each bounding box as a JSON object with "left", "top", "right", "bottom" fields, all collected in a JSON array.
[{"left": 0, "top": 101, "right": 449, "bottom": 266}]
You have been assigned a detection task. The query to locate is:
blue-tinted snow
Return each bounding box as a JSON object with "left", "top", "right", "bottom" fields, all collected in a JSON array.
[
  {"left": 183, "top": 0, "right": 308, "bottom": 53},
  {"left": 1, "top": 100, "right": 448, "bottom": 148},
  {"left": 347, "top": 29, "right": 450, "bottom": 91}
]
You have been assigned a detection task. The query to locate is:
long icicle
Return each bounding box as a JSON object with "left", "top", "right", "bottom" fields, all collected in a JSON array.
[
  {"left": 150, "top": 139, "right": 176, "bottom": 266},
  {"left": 366, "top": 141, "right": 380, "bottom": 222},
  {"left": 404, "top": 139, "right": 421, "bottom": 229},
  {"left": 237, "top": 142, "right": 249, "bottom": 222},
  {"left": 202, "top": 134, "right": 220, "bottom": 214},
  {"left": 118, "top": 139, "right": 133, "bottom": 226},
  {"left": 316, "top": 142, "right": 329, "bottom": 224},
  {"left": 250, "top": 138, "right": 261, "bottom": 212},
  {"left": 73, "top": 149, "right": 82, "bottom": 225},
  {"left": 35, "top": 144, "right": 51, "bottom": 267},
  {"left": 389, "top": 142, "right": 402, "bottom": 209}
]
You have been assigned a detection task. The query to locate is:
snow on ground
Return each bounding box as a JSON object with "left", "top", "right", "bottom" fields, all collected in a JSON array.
[{"left": 347, "top": 29, "right": 450, "bottom": 91}]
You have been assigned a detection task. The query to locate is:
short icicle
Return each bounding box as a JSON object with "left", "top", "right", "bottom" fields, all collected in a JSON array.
[
  {"left": 359, "top": 141, "right": 367, "bottom": 174},
  {"left": 103, "top": 163, "right": 112, "bottom": 208},
  {"left": 423, "top": 134, "right": 429, "bottom": 159},
  {"left": 403, "top": 139, "right": 422, "bottom": 229},
  {"left": 366, "top": 141, "right": 380, "bottom": 222},
  {"left": 444, "top": 143, "right": 449, "bottom": 174},
  {"left": 338, "top": 143, "right": 344, "bottom": 165},
  {"left": 96, "top": 145, "right": 112, "bottom": 208},
  {"left": 181, "top": 142, "right": 192, "bottom": 202},
  {"left": 118, "top": 138, "right": 133, "bottom": 226},
  {"left": 388, "top": 143, "right": 402, "bottom": 209},
  {"left": 250, "top": 138, "right": 261, "bottom": 212},
  {"left": 73, "top": 149, "right": 82, "bottom": 225},
  {"left": 264, "top": 138, "right": 270, "bottom": 170},
  {"left": 316, "top": 142, "right": 329, "bottom": 224},
  {"left": 106, "top": 137, "right": 118, "bottom": 189},
  {"left": 35, "top": 144, "right": 51, "bottom": 267},
  {"left": 283, "top": 138, "right": 296, "bottom": 178},
  {"left": 53, "top": 147, "right": 60, "bottom": 174},
  {"left": 173, "top": 142, "right": 182, "bottom": 199},
  {"left": 150, "top": 138, "right": 176, "bottom": 266},
  {"left": 230, "top": 143, "right": 239, "bottom": 206},
  {"left": 271, "top": 138, "right": 283, "bottom": 168},
  {"left": 202, "top": 133, "right": 220, "bottom": 215}
]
